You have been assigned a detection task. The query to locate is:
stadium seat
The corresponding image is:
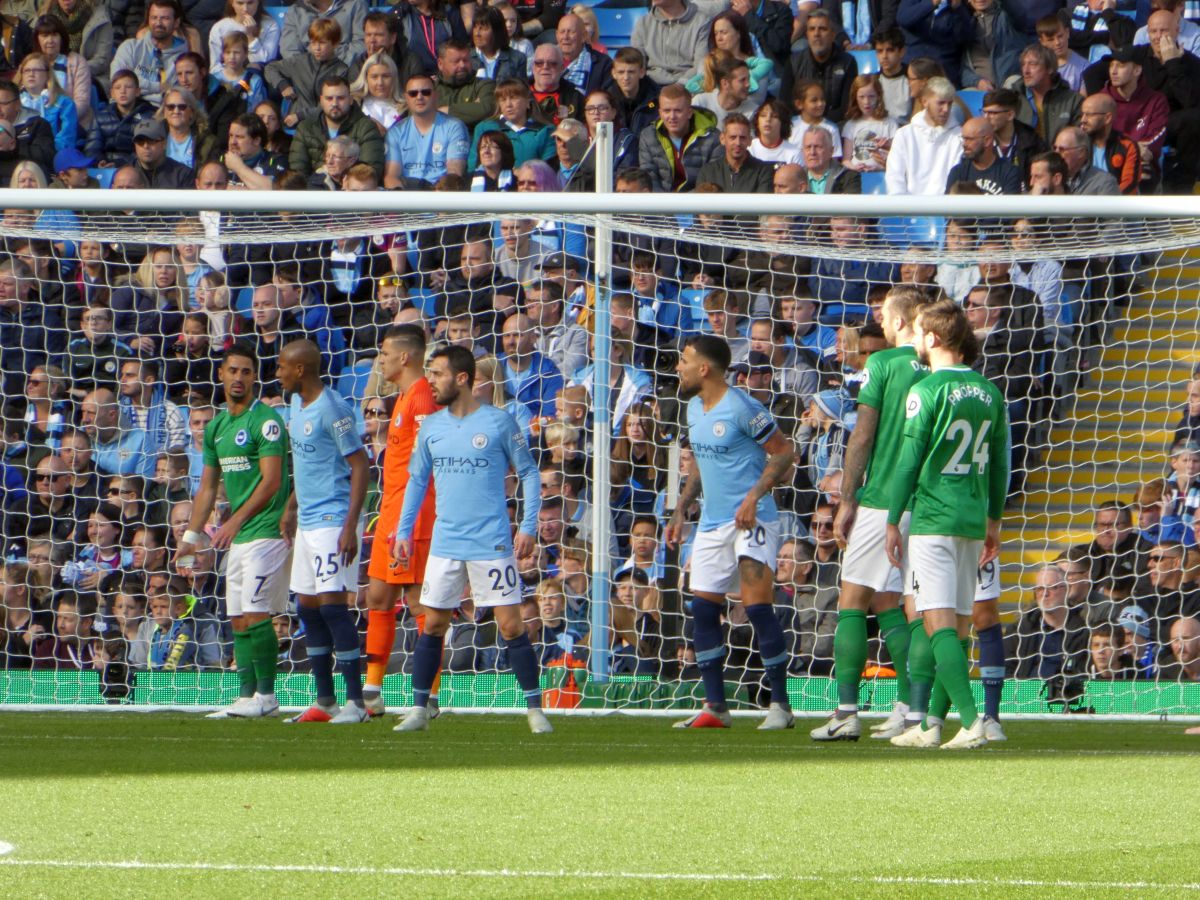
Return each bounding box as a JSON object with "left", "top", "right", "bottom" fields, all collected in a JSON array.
[
  {"left": 679, "top": 288, "right": 709, "bottom": 333},
  {"left": 849, "top": 49, "right": 878, "bottom": 75},
  {"left": 233, "top": 286, "right": 254, "bottom": 316},
  {"left": 592, "top": 6, "right": 647, "bottom": 45},
  {"left": 878, "top": 216, "right": 944, "bottom": 247},
  {"left": 408, "top": 286, "right": 439, "bottom": 318},
  {"left": 860, "top": 170, "right": 886, "bottom": 195},
  {"left": 336, "top": 359, "right": 375, "bottom": 403},
  {"left": 265, "top": 6, "right": 287, "bottom": 30},
  {"left": 87, "top": 167, "right": 115, "bottom": 189},
  {"left": 958, "top": 89, "right": 986, "bottom": 117}
]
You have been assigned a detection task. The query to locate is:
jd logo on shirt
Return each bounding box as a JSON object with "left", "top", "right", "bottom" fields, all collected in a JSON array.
[
  {"left": 262, "top": 421, "right": 281, "bottom": 441},
  {"left": 235, "top": 429, "right": 248, "bottom": 446},
  {"left": 472, "top": 433, "right": 489, "bottom": 449}
]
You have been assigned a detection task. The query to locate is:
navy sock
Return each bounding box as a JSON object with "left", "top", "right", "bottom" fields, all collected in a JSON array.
[
  {"left": 745, "top": 603, "right": 790, "bottom": 707},
  {"left": 298, "top": 605, "right": 335, "bottom": 706},
  {"left": 320, "top": 603, "right": 364, "bottom": 703},
  {"left": 691, "top": 597, "right": 727, "bottom": 709},
  {"left": 411, "top": 632, "right": 444, "bottom": 709},
  {"left": 977, "top": 624, "right": 1006, "bottom": 721},
  {"left": 503, "top": 633, "right": 542, "bottom": 709}
]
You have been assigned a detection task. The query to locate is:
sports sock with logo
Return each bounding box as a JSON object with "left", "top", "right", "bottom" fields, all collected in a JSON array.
[
  {"left": 297, "top": 604, "right": 335, "bottom": 707},
  {"left": 832, "top": 608, "right": 868, "bottom": 712},
  {"left": 930, "top": 628, "right": 979, "bottom": 729},
  {"left": 321, "top": 603, "right": 363, "bottom": 703},
  {"left": 977, "top": 624, "right": 1006, "bottom": 721},
  {"left": 691, "top": 597, "right": 727, "bottom": 709},
  {"left": 745, "top": 603, "right": 790, "bottom": 706}
]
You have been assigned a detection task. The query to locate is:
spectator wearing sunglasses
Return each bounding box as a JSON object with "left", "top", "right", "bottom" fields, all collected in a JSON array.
[{"left": 383, "top": 72, "right": 469, "bottom": 188}]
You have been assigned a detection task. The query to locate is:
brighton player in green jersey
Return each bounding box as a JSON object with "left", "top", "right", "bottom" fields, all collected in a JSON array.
[
  {"left": 811, "top": 286, "right": 931, "bottom": 742},
  {"left": 176, "top": 342, "right": 291, "bottom": 719},
  {"left": 885, "top": 299, "right": 1009, "bottom": 751}
]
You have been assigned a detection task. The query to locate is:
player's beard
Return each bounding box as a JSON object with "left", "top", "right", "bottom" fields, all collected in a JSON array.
[{"left": 677, "top": 379, "right": 700, "bottom": 401}]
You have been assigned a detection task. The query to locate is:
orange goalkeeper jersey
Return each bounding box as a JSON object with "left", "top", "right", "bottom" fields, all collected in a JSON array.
[{"left": 378, "top": 377, "right": 439, "bottom": 541}]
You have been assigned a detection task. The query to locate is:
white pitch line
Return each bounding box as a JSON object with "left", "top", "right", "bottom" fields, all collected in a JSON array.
[
  {"left": 0, "top": 858, "right": 1197, "bottom": 891},
  {"left": 0, "top": 843, "right": 12, "bottom": 856}
]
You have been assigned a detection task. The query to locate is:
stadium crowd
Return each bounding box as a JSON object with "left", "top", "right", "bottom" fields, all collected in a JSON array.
[{"left": 0, "top": 0, "right": 1198, "bottom": 702}]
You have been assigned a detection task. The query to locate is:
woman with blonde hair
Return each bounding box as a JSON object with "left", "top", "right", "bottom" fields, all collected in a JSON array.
[
  {"left": 569, "top": 4, "right": 604, "bottom": 53},
  {"left": 350, "top": 50, "right": 405, "bottom": 133},
  {"left": 24, "top": 363, "right": 70, "bottom": 449},
  {"left": 473, "top": 355, "right": 534, "bottom": 437},
  {"left": 1, "top": 560, "right": 54, "bottom": 668},
  {"left": 110, "top": 245, "right": 188, "bottom": 354},
  {"left": 610, "top": 401, "right": 668, "bottom": 540},
  {"left": 196, "top": 269, "right": 233, "bottom": 345}
]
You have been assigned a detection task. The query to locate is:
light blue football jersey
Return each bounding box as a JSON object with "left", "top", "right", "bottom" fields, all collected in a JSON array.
[
  {"left": 687, "top": 387, "right": 780, "bottom": 530},
  {"left": 288, "top": 388, "right": 362, "bottom": 529},
  {"left": 397, "top": 404, "right": 541, "bottom": 560}
]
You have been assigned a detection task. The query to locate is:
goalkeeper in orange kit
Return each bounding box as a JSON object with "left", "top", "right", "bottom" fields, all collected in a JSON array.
[{"left": 362, "top": 324, "right": 442, "bottom": 717}]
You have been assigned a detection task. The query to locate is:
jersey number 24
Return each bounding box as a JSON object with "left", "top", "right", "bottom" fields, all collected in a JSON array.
[{"left": 941, "top": 419, "right": 991, "bottom": 476}]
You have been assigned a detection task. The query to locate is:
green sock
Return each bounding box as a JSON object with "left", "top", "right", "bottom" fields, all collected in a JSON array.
[
  {"left": 248, "top": 619, "right": 279, "bottom": 696},
  {"left": 833, "top": 608, "right": 868, "bottom": 710},
  {"left": 232, "top": 629, "right": 256, "bottom": 699},
  {"left": 876, "top": 607, "right": 910, "bottom": 707},
  {"left": 907, "top": 618, "right": 933, "bottom": 718},
  {"left": 930, "top": 628, "right": 979, "bottom": 728},
  {"left": 928, "top": 638, "right": 969, "bottom": 723}
]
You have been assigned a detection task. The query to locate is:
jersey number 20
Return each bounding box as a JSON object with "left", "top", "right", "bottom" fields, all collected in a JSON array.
[{"left": 941, "top": 420, "right": 991, "bottom": 476}]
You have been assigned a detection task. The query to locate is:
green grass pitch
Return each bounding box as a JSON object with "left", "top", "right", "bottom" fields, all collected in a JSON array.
[{"left": 0, "top": 714, "right": 1197, "bottom": 899}]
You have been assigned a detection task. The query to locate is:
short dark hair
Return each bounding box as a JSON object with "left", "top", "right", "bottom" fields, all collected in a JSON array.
[
  {"left": 318, "top": 74, "right": 350, "bottom": 93},
  {"left": 982, "top": 87, "right": 1020, "bottom": 112},
  {"left": 175, "top": 51, "right": 207, "bottom": 73},
  {"left": 430, "top": 345, "right": 476, "bottom": 386},
  {"left": 0, "top": 79, "right": 17, "bottom": 100},
  {"left": 221, "top": 340, "right": 258, "bottom": 368},
  {"left": 232, "top": 112, "right": 267, "bottom": 144},
  {"left": 684, "top": 334, "right": 733, "bottom": 373},
  {"left": 384, "top": 323, "right": 426, "bottom": 355},
  {"left": 1031, "top": 150, "right": 1068, "bottom": 182},
  {"left": 870, "top": 25, "right": 904, "bottom": 48},
  {"left": 615, "top": 167, "right": 652, "bottom": 191},
  {"left": 438, "top": 36, "right": 472, "bottom": 56}
]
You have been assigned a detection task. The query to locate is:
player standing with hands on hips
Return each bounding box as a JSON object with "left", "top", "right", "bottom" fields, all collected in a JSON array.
[
  {"left": 665, "top": 335, "right": 797, "bottom": 730},
  {"left": 391, "top": 346, "right": 552, "bottom": 735},
  {"left": 275, "top": 340, "right": 371, "bottom": 724},
  {"left": 885, "top": 299, "right": 1008, "bottom": 751},
  {"left": 176, "top": 343, "right": 291, "bottom": 719}
]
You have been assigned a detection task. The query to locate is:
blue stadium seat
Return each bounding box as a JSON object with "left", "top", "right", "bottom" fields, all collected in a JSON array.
[
  {"left": 860, "top": 170, "right": 886, "bottom": 195},
  {"left": 336, "top": 359, "right": 375, "bottom": 403},
  {"left": 407, "top": 287, "right": 439, "bottom": 318},
  {"left": 87, "top": 167, "right": 115, "bottom": 189},
  {"left": 265, "top": 6, "right": 287, "bottom": 31},
  {"left": 593, "top": 6, "right": 647, "bottom": 45},
  {"left": 849, "top": 49, "right": 878, "bottom": 75},
  {"left": 679, "top": 288, "right": 709, "bottom": 333},
  {"left": 958, "top": 89, "right": 985, "bottom": 117},
  {"left": 878, "top": 216, "right": 944, "bottom": 247},
  {"left": 233, "top": 286, "right": 254, "bottom": 316}
]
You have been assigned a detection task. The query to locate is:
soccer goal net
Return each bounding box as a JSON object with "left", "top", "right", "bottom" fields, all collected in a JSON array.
[{"left": 2, "top": 183, "right": 1198, "bottom": 719}]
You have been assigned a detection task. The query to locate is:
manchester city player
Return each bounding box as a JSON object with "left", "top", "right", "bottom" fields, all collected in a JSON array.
[
  {"left": 665, "top": 335, "right": 797, "bottom": 730},
  {"left": 276, "top": 341, "right": 371, "bottom": 725},
  {"left": 391, "top": 346, "right": 551, "bottom": 735}
]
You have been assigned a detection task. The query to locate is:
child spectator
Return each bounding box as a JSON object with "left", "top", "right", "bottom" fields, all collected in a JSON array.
[
  {"left": 85, "top": 68, "right": 155, "bottom": 166},
  {"left": 494, "top": 2, "right": 533, "bottom": 65},
  {"left": 144, "top": 577, "right": 199, "bottom": 671},
  {"left": 628, "top": 251, "right": 684, "bottom": 338},
  {"left": 35, "top": 591, "right": 97, "bottom": 670},
  {"left": 208, "top": 0, "right": 281, "bottom": 70},
  {"left": 531, "top": 576, "right": 570, "bottom": 663},
  {"left": 610, "top": 567, "right": 662, "bottom": 676},
  {"left": 18, "top": 52, "right": 77, "bottom": 151},
  {"left": 749, "top": 97, "right": 800, "bottom": 164},
  {"left": 1087, "top": 623, "right": 1136, "bottom": 680},
  {"left": 840, "top": 74, "right": 897, "bottom": 171},
  {"left": 790, "top": 79, "right": 842, "bottom": 160},
  {"left": 265, "top": 17, "right": 348, "bottom": 129},
  {"left": 1175, "top": 376, "right": 1200, "bottom": 446},
  {"left": 62, "top": 502, "right": 132, "bottom": 590},
  {"left": 1162, "top": 439, "right": 1200, "bottom": 546},
  {"left": 871, "top": 26, "right": 909, "bottom": 120},
  {"left": 1115, "top": 604, "right": 1159, "bottom": 679},
  {"left": 617, "top": 514, "right": 663, "bottom": 584},
  {"left": 214, "top": 30, "right": 268, "bottom": 111},
  {"left": 254, "top": 99, "right": 290, "bottom": 155},
  {"left": 109, "top": 574, "right": 148, "bottom": 668}
]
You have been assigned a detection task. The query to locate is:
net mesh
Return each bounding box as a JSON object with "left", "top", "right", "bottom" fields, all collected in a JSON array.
[{"left": 2, "top": 195, "right": 1198, "bottom": 714}]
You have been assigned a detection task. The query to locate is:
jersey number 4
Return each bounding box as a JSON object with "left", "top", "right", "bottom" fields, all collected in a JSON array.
[{"left": 941, "top": 419, "right": 991, "bottom": 476}]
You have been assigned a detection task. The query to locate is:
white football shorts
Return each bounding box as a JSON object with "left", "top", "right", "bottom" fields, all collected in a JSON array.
[
  {"left": 290, "top": 526, "right": 360, "bottom": 595},
  {"left": 420, "top": 554, "right": 522, "bottom": 610},
  {"left": 689, "top": 520, "right": 780, "bottom": 596},
  {"left": 841, "top": 505, "right": 909, "bottom": 594},
  {"left": 225, "top": 538, "right": 291, "bottom": 617}
]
